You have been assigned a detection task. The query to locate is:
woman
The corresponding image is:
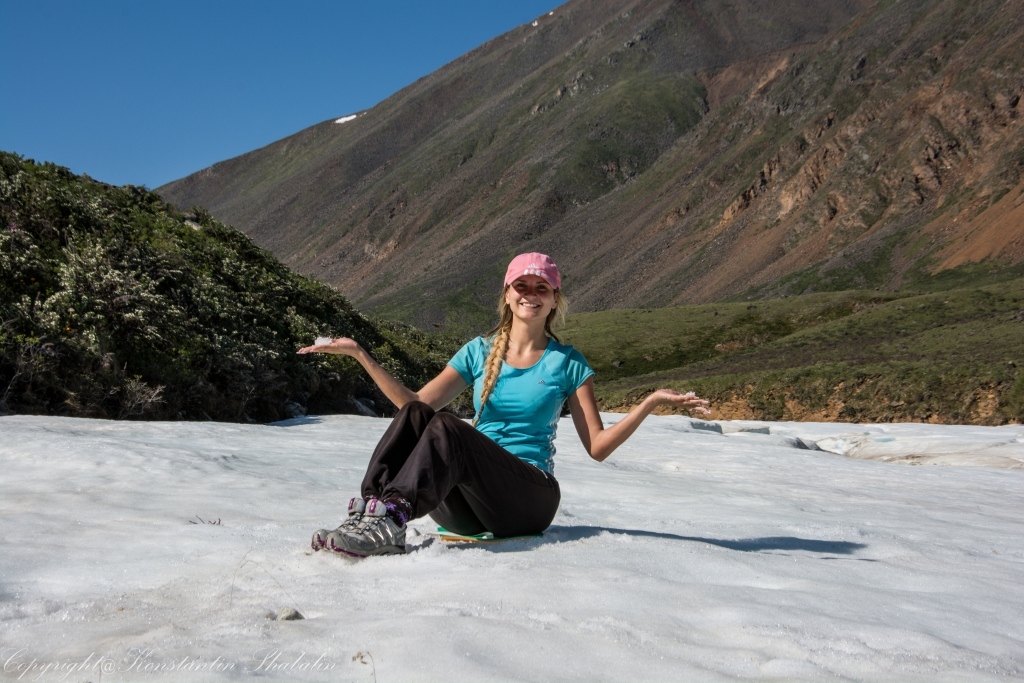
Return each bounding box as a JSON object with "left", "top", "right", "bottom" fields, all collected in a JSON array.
[{"left": 298, "top": 253, "right": 710, "bottom": 557}]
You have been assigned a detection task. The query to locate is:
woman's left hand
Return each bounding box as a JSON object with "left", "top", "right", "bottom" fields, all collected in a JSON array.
[{"left": 648, "top": 389, "right": 711, "bottom": 415}]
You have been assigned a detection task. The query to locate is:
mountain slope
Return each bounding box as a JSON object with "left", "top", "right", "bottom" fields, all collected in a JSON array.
[
  {"left": 158, "top": 0, "right": 870, "bottom": 328},
  {"left": 159, "top": 0, "right": 1024, "bottom": 333}
]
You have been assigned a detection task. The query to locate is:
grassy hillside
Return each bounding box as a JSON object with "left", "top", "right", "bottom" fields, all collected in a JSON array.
[
  {"left": 0, "top": 153, "right": 464, "bottom": 422},
  {"left": 561, "top": 279, "right": 1024, "bottom": 425}
]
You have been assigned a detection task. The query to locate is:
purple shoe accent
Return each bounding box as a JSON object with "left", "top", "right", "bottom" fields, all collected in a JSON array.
[{"left": 327, "top": 536, "right": 365, "bottom": 558}]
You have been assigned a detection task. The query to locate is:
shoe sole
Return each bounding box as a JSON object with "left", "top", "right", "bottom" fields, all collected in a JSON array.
[
  {"left": 357, "top": 545, "right": 406, "bottom": 556},
  {"left": 342, "top": 546, "right": 407, "bottom": 557},
  {"left": 326, "top": 537, "right": 406, "bottom": 557}
]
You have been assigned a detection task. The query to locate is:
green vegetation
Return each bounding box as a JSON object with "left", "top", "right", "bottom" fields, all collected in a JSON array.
[
  {"left": 562, "top": 282, "right": 1024, "bottom": 424},
  {"left": 5, "top": 154, "right": 1021, "bottom": 427},
  {"left": 0, "top": 153, "right": 463, "bottom": 422},
  {"left": 370, "top": 278, "right": 502, "bottom": 341},
  {"left": 552, "top": 73, "right": 706, "bottom": 203}
]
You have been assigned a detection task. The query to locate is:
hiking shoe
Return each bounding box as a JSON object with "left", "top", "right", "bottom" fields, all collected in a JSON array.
[
  {"left": 327, "top": 498, "right": 406, "bottom": 556},
  {"left": 312, "top": 496, "right": 366, "bottom": 551}
]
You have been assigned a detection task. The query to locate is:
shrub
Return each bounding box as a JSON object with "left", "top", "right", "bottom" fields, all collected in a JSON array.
[{"left": 0, "top": 152, "right": 459, "bottom": 421}]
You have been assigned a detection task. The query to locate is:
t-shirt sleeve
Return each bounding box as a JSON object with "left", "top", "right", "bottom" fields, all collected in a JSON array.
[
  {"left": 565, "top": 347, "right": 595, "bottom": 395},
  {"left": 447, "top": 338, "right": 482, "bottom": 386}
]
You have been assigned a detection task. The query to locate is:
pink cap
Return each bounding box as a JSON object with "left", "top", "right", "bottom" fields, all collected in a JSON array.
[{"left": 504, "top": 253, "right": 561, "bottom": 289}]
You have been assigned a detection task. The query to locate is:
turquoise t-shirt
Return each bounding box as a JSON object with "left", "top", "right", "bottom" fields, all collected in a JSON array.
[{"left": 447, "top": 336, "right": 594, "bottom": 473}]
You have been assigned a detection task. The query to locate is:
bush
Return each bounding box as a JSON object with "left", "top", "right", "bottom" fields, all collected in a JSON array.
[{"left": 0, "top": 152, "right": 460, "bottom": 422}]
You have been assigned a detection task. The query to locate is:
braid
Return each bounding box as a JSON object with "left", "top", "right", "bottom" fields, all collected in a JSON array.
[{"left": 474, "top": 323, "right": 511, "bottom": 427}]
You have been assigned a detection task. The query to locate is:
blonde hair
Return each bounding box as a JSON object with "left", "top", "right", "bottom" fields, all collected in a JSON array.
[{"left": 473, "top": 285, "right": 569, "bottom": 427}]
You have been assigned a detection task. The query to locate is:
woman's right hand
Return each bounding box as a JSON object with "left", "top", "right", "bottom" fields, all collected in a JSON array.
[
  {"left": 297, "top": 337, "right": 467, "bottom": 411},
  {"left": 297, "top": 337, "right": 362, "bottom": 356}
]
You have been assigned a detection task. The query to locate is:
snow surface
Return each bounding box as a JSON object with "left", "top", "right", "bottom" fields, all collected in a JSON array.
[
  {"left": 726, "top": 419, "right": 1024, "bottom": 469},
  {"left": 1, "top": 414, "right": 1023, "bottom": 681},
  {"left": 334, "top": 114, "right": 358, "bottom": 124}
]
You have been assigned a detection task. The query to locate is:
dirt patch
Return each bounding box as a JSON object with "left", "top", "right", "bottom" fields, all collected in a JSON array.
[
  {"left": 783, "top": 396, "right": 843, "bottom": 422},
  {"left": 700, "top": 47, "right": 807, "bottom": 110},
  {"left": 714, "top": 341, "right": 746, "bottom": 353},
  {"left": 969, "top": 387, "right": 1001, "bottom": 423},
  {"left": 713, "top": 394, "right": 758, "bottom": 420},
  {"left": 933, "top": 181, "right": 1024, "bottom": 271}
]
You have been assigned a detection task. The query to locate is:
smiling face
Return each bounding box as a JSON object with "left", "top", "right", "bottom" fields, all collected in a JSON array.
[{"left": 505, "top": 274, "right": 557, "bottom": 323}]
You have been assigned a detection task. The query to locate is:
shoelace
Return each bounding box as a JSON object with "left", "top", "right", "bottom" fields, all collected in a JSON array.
[
  {"left": 338, "top": 512, "right": 363, "bottom": 531},
  {"left": 349, "top": 511, "right": 382, "bottom": 535}
]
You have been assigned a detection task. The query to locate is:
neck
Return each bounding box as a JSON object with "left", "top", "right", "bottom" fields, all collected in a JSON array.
[{"left": 507, "top": 317, "right": 548, "bottom": 352}]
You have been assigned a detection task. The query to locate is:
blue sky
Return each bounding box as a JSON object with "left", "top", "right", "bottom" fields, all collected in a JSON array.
[{"left": 0, "top": 1, "right": 558, "bottom": 188}]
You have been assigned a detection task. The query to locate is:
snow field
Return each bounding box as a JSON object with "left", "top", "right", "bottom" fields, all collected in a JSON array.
[{"left": 1, "top": 414, "right": 1022, "bottom": 681}]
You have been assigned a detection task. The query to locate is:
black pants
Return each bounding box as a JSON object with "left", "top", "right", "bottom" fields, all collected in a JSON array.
[{"left": 361, "top": 401, "right": 561, "bottom": 537}]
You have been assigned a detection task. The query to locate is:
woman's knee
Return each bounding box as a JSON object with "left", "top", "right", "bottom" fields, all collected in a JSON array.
[
  {"left": 425, "top": 411, "right": 464, "bottom": 433},
  {"left": 399, "top": 400, "right": 434, "bottom": 419}
]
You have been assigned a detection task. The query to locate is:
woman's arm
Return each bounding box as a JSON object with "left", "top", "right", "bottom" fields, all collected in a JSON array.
[
  {"left": 567, "top": 378, "right": 710, "bottom": 462},
  {"left": 297, "top": 338, "right": 468, "bottom": 410}
]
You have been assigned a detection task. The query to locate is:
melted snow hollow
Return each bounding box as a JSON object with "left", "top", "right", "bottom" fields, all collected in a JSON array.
[{"left": 1, "top": 414, "right": 1022, "bottom": 681}]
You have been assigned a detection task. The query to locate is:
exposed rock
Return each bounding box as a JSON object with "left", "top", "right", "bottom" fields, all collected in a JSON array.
[
  {"left": 350, "top": 398, "right": 378, "bottom": 417},
  {"left": 283, "top": 401, "right": 306, "bottom": 418},
  {"left": 690, "top": 420, "right": 723, "bottom": 434}
]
